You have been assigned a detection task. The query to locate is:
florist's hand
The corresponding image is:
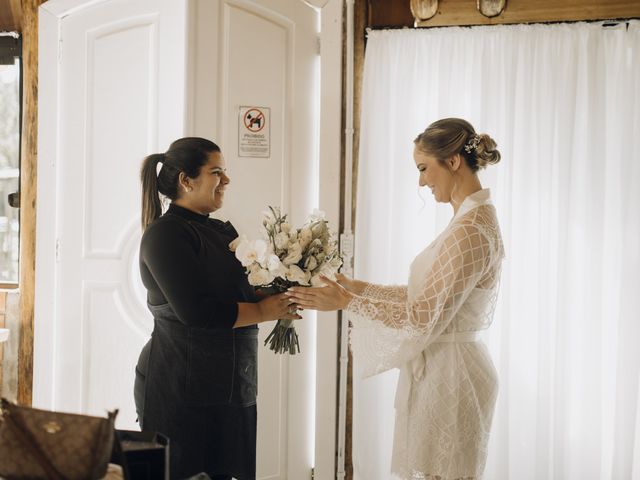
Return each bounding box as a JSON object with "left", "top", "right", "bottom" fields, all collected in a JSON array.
[
  {"left": 254, "top": 288, "right": 270, "bottom": 300},
  {"left": 286, "top": 276, "right": 353, "bottom": 312},
  {"left": 259, "top": 293, "right": 301, "bottom": 322}
]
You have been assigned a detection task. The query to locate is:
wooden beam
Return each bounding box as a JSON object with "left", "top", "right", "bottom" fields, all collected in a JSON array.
[
  {"left": 0, "top": 0, "right": 22, "bottom": 32},
  {"left": 367, "top": 0, "right": 640, "bottom": 28},
  {"left": 341, "top": 1, "right": 368, "bottom": 479},
  {"left": 17, "top": 0, "right": 44, "bottom": 406}
]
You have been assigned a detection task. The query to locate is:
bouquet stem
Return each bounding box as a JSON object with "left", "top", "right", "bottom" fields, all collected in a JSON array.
[{"left": 264, "top": 319, "right": 300, "bottom": 355}]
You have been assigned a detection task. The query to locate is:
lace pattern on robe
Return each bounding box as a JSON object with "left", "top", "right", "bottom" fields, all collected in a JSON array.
[
  {"left": 347, "top": 204, "right": 503, "bottom": 377},
  {"left": 362, "top": 282, "right": 408, "bottom": 302}
]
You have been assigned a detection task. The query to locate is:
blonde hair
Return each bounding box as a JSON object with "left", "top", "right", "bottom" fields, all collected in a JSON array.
[{"left": 414, "top": 118, "right": 501, "bottom": 172}]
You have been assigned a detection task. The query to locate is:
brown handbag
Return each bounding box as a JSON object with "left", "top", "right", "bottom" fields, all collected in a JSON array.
[{"left": 0, "top": 398, "right": 118, "bottom": 480}]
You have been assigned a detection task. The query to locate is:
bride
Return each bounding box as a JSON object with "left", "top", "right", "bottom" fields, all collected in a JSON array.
[{"left": 287, "top": 118, "right": 505, "bottom": 480}]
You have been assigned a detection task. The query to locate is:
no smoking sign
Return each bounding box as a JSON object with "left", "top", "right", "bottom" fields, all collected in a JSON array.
[{"left": 239, "top": 106, "right": 270, "bottom": 158}]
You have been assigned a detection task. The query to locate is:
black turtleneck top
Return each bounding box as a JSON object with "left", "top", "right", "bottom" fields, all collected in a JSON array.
[{"left": 139, "top": 203, "right": 257, "bottom": 329}]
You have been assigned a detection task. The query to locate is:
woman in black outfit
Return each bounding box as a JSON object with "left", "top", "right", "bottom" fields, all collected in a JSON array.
[{"left": 134, "top": 137, "right": 299, "bottom": 480}]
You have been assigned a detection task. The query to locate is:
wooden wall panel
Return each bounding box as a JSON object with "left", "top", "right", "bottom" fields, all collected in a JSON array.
[{"left": 368, "top": 0, "right": 640, "bottom": 28}]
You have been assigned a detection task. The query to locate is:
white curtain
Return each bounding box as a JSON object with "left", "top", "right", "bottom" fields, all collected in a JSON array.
[{"left": 353, "top": 21, "right": 640, "bottom": 480}]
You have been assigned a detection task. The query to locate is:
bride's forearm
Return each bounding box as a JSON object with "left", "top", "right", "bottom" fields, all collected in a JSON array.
[{"left": 348, "top": 279, "right": 369, "bottom": 295}]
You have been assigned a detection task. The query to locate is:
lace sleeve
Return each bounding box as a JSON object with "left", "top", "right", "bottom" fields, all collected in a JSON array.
[
  {"left": 361, "top": 283, "right": 408, "bottom": 302},
  {"left": 348, "top": 225, "right": 491, "bottom": 376}
]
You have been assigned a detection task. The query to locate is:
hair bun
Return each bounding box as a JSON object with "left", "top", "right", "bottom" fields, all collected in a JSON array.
[{"left": 475, "top": 133, "right": 501, "bottom": 169}]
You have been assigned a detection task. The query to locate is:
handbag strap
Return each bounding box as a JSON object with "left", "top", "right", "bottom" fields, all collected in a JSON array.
[{"left": 2, "top": 407, "right": 66, "bottom": 480}]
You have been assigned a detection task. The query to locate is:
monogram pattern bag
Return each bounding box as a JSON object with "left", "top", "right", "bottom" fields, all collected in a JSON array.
[{"left": 0, "top": 398, "right": 117, "bottom": 480}]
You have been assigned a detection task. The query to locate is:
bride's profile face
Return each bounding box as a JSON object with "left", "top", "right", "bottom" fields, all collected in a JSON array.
[{"left": 413, "top": 146, "right": 454, "bottom": 203}]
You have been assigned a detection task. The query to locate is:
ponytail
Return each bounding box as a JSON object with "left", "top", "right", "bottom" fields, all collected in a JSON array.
[
  {"left": 140, "top": 153, "right": 164, "bottom": 230},
  {"left": 140, "top": 137, "right": 222, "bottom": 230}
]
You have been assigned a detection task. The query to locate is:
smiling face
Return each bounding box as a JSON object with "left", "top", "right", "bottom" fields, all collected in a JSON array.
[
  {"left": 180, "top": 151, "right": 230, "bottom": 214},
  {"left": 413, "top": 146, "right": 456, "bottom": 204}
]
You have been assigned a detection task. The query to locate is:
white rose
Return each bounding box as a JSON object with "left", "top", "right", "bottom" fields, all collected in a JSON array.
[
  {"left": 235, "top": 238, "right": 268, "bottom": 267},
  {"left": 310, "top": 274, "right": 325, "bottom": 287},
  {"left": 286, "top": 264, "right": 311, "bottom": 285},
  {"left": 309, "top": 238, "right": 323, "bottom": 251},
  {"left": 281, "top": 222, "right": 292, "bottom": 233},
  {"left": 274, "top": 232, "right": 289, "bottom": 250},
  {"left": 298, "top": 227, "right": 313, "bottom": 249},
  {"left": 311, "top": 221, "right": 327, "bottom": 239},
  {"left": 266, "top": 254, "right": 287, "bottom": 277},
  {"left": 248, "top": 265, "right": 275, "bottom": 286},
  {"left": 304, "top": 255, "right": 318, "bottom": 271},
  {"left": 282, "top": 244, "right": 303, "bottom": 265}
]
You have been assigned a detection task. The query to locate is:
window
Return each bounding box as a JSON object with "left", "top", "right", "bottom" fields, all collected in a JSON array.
[{"left": 0, "top": 34, "right": 21, "bottom": 286}]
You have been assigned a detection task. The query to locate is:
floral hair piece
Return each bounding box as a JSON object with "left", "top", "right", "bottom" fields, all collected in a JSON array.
[{"left": 464, "top": 134, "right": 481, "bottom": 153}]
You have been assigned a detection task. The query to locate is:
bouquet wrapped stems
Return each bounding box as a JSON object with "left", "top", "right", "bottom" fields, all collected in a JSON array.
[
  {"left": 258, "top": 283, "right": 301, "bottom": 355},
  {"left": 264, "top": 319, "right": 300, "bottom": 355}
]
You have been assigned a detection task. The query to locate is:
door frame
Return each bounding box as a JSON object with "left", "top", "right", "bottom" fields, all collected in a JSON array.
[{"left": 33, "top": 0, "right": 80, "bottom": 409}]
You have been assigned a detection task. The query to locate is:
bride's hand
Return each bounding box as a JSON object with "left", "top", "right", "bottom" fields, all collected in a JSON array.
[
  {"left": 335, "top": 273, "right": 355, "bottom": 291},
  {"left": 335, "top": 273, "right": 367, "bottom": 295},
  {"left": 286, "top": 276, "right": 353, "bottom": 312}
]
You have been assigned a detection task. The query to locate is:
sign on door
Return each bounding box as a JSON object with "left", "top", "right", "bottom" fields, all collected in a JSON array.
[{"left": 238, "top": 106, "right": 271, "bottom": 158}]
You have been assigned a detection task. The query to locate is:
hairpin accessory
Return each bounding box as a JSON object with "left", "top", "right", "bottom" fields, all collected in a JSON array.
[{"left": 464, "top": 134, "right": 481, "bottom": 153}]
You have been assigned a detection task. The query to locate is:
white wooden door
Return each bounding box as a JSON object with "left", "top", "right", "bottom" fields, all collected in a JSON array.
[
  {"left": 35, "top": 0, "right": 188, "bottom": 428},
  {"left": 188, "top": 2, "right": 325, "bottom": 478}
]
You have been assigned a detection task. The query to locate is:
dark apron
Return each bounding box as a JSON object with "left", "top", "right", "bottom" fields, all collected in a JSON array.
[{"left": 135, "top": 302, "right": 258, "bottom": 480}]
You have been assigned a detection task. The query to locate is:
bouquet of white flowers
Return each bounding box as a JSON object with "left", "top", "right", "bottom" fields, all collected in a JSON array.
[{"left": 230, "top": 207, "right": 342, "bottom": 354}]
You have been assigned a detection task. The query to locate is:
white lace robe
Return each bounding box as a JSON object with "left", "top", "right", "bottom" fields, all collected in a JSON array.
[{"left": 347, "top": 189, "right": 504, "bottom": 480}]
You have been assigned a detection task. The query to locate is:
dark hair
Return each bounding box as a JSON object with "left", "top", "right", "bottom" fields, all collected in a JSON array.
[
  {"left": 414, "top": 118, "right": 501, "bottom": 173},
  {"left": 140, "top": 137, "right": 221, "bottom": 229}
]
